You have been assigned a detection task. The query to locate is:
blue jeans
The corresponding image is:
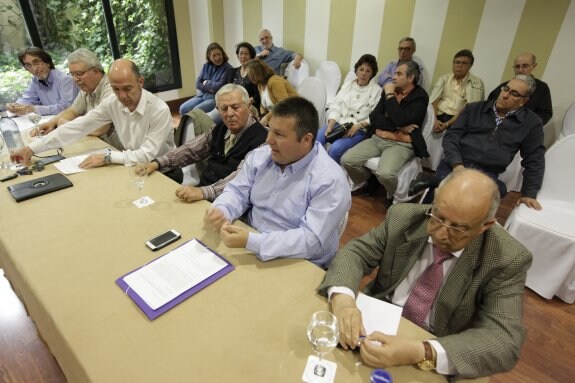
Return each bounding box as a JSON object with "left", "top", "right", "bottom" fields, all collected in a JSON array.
[
  {"left": 317, "top": 124, "right": 366, "bottom": 164},
  {"left": 179, "top": 94, "right": 216, "bottom": 115}
]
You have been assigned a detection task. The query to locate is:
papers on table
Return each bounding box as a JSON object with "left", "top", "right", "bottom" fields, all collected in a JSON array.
[
  {"left": 117, "top": 239, "right": 234, "bottom": 319},
  {"left": 356, "top": 292, "right": 402, "bottom": 336},
  {"left": 53, "top": 149, "right": 110, "bottom": 174}
]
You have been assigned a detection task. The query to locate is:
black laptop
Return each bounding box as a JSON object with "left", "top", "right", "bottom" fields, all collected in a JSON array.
[{"left": 7, "top": 173, "right": 73, "bottom": 202}]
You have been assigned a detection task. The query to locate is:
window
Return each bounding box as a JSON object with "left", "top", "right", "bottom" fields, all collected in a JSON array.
[{"left": 0, "top": 0, "right": 181, "bottom": 106}]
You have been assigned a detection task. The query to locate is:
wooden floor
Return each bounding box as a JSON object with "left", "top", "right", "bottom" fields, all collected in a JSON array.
[{"left": 1, "top": 191, "right": 574, "bottom": 382}]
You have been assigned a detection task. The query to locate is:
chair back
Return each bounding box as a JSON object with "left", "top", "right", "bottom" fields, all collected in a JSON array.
[
  {"left": 343, "top": 70, "right": 356, "bottom": 86},
  {"left": 538, "top": 134, "right": 575, "bottom": 202},
  {"left": 284, "top": 59, "right": 310, "bottom": 89},
  {"left": 559, "top": 102, "right": 575, "bottom": 139},
  {"left": 315, "top": 61, "right": 341, "bottom": 107},
  {"left": 297, "top": 77, "right": 327, "bottom": 125}
]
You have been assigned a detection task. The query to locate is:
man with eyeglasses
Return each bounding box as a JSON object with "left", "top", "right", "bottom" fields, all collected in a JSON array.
[
  {"left": 487, "top": 52, "right": 552, "bottom": 125},
  {"left": 7, "top": 47, "right": 78, "bottom": 116},
  {"left": 32, "top": 48, "right": 123, "bottom": 150},
  {"left": 255, "top": 29, "right": 303, "bottom": 74},
  {"left": 429, "top": 49, "right": 485, "bottom": 133},
  {"left": 377, "top": 37, "right": 426, "bottom": 90},
  {"left": 319, "top": 169, "right": 532, "bottom": 378},
  {"left": 143, "top": 84, "right": 267, "bottom": 203},
  {"left": 412, "top": 75, "right": 545, "bottom": 210},
  {"left": 11, "top": 59, "right": 175, "bottom": 168}
]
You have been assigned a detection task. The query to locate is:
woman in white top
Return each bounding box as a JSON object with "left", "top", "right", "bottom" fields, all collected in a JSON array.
[{"left": 317, "top": 54, "right": 382, "bottom": 163}]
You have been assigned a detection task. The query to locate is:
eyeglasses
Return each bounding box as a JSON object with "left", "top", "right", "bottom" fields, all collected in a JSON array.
[
  {"left": 426, "top": 208, "right": 471, "bottom": 238},
  {"left": 69, "top": 67, "right": 95, "bottom": 78},
  {"left": 513, "top": 63, "right": 534, "bottom": 70},
  {"left": 397, "top": 47, "right": 413, "bottom": 51},
  {"left": 501, "top": 85, "right": 527, "bottom": 98},
  {"left": 23, "top": 59, "right": 46, "bottom": 70},
  {"left": 453, "top": 60, "right": 471, "bottom": 66}
]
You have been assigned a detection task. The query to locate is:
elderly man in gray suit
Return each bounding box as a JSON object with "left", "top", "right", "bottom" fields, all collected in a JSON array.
[{"left": 318, "top": 168, "right": 532, "bottom": 378}]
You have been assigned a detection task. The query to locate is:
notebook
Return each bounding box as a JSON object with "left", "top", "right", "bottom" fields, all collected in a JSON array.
[{"left": 7, "top": 173, "right": 73, "bottom": 202}]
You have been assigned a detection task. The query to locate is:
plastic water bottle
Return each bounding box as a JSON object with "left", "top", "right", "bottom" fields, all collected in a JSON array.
[{"left": 0, "top": 116, "right": 25, "bottom": 152}]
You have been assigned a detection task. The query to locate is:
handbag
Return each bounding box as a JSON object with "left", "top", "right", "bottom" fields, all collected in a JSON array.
[{"left": 326, "top": 122, "right": 353, "bottom": 144}]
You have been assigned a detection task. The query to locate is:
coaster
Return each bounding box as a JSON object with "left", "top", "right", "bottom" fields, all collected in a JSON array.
[
  {"left": 133, "top": 196, "right": 154, "bottom": 208},
  {"left": 302, "top": 355, "right": 337, "bottom": 383}
]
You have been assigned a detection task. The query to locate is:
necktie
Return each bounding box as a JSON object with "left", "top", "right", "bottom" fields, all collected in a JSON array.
[
  {"left": 402, "top": 245, "right": 453, "bottom": 329},
  {"left": 224, "top": 133, "right": 237, "bottom": 155}
]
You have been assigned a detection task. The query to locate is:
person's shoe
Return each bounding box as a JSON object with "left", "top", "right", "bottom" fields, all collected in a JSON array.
[
  {"left": 408, "top": 172, "right": 434, "bottom": 196},
  {"left": 384, "top": 198, "right": 394, "bottom": 210}
]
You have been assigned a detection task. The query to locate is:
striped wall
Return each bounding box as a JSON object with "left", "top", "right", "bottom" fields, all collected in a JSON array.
[{"left": 165, "top": 0, "right": 575, "bottom": 143}]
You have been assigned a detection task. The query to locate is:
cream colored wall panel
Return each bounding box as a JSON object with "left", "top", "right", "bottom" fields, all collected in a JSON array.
[
  {"left": 350, "top": 0, "right": 385, "bottom": 71},
  {"left": 223, "top": 0, "right": 244, "bottom": 67},
  {"left": 262, "top": 0, "right": 285, "bottom": 46},
  {"left": 304, "top": 0, "right": 331, "bottom": 72},
  {"left": 189, "top": 0, "right": 211, "bottom": 75},
  {"left": 410, "top": 0, "right": 449, "bottom": 91},
  {"left": 543, "top": 0, "right": 575, "bottom": 141},
  {"left": 472, "top": 0, "right": 525, "bottom": 96}
]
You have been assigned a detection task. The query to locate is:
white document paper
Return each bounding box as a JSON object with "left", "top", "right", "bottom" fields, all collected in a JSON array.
[
  {"left": 54, "top": 155, "right": 89, "bottom": 174},
  {"left": 123, "top": 239, "right": 228, "bottom": 310},
  {"left": 356, "top": 292, "right": 402, "bottom": 335}
]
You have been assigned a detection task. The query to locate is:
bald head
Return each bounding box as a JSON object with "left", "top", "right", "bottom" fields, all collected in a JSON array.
[
  {"left": 108, "top": 59, "right": 144, "bottom": 112},
  {"left": 430, "top": 169, "right": 499, "bottom": 252},
  {"left": 513, "top": 52, "right": 537, "bottom": 76}
]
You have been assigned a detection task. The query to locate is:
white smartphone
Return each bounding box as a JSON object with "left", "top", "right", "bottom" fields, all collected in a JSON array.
[{"left": 145, "top": 229, "right": 181, "bottom": 251}]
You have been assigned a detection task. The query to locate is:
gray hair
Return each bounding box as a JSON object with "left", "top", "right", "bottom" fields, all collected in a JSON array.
[
  {"left": 258, "top": 28, "right": 272, "bottom": 37},
  {"left": 514, "top": 74, "right": 536, "bottom": 97},
  {"left": 215, "top": 84, "right": 250, "bottom": 106},
  {"left": 437, "top": 169, "right": 500, "bottom": 221},
  {"left": 399, "top": 36, "right": 416, "bottom": 50},
  {"left": 67, "top": 48, "right": 104, "bottom": 73},
  {"left": 402, "top": 60, "right": 421, "bottom": 85}
]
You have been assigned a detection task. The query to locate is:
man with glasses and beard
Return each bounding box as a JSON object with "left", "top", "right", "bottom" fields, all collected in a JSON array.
[
  {"left": 7, "top": 47, "right": 78, "bottom": 115},
  {"left": 319, "top": 169, "right": 532, "bottom": 379}
]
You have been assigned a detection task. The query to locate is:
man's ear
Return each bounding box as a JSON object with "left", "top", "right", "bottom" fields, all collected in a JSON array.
[{"left": 480, "top": 218, "right": 497, "bottom": 234}]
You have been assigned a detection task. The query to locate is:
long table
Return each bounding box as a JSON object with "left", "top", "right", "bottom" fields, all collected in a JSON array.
[{"left": 0, "top": 133, "right": 486, "bottom": 382}]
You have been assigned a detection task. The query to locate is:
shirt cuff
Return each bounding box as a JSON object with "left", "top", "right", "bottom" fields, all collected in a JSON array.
[
  {"left": 28, "top": 139, "right": 49, "bottom": 155},
  {"left": 327, "top": 286, "right": 356, "bottom": 301},
  {"left": 110, "top": 151, "right": 124, "bottom": 164},
  {"left": 429, "top": 340, "right": 457, "bottom": 375},
  {"left": 246, "top": 232, "right": 263, "bottom": 258},
  {"left": 199, "top": 185, "right": 216, "bottom": 202}
]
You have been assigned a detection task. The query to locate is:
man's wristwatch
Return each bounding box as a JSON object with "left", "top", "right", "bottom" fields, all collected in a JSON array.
[
  {"left": 103, "top": 148, "right": 112, "bottom": 165},
  {"left": 417, "top": 341, "right": 436, "bottom": 371}
]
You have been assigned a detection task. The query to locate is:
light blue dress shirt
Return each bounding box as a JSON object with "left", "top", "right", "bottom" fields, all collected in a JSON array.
[
  {"left": 255, "top": 44, "right": 295, "bottom": 74},
  {"left": 16, "top": 69, "right": 79, "bottom": 115},
  {"left": 212, "top": 142, "right": 351, "bottom": 268}
]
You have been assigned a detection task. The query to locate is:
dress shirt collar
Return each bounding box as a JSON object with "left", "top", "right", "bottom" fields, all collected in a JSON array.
[
  {"left": 223, "top": 115, "right": 257, "bottom": 140},
  {"left": 483, "top": 100, "right": 530, "bottom": 123},
  {"left": 275, "top": 141, "right": 319, "bottom": 174},
  {"left": 120, "top": 88, "right": 148, "bottom": 115},
  {"left": 38, "top": 69, "right": 55, "bottom": 87}
]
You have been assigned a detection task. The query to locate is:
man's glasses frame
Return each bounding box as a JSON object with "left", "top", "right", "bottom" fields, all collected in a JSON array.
[
  {"left": 501, "top": 85, "right": 528, "bottom": 99},
  {"left": 425, "top": 208, "right": 472, "bottom": 238},
  {"left": 69, "top": 67, "right": 95, "bottom": 78}
]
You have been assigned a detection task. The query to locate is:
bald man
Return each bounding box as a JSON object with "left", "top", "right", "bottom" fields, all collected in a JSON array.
[
  {"left": 488, "top": 52, "right": 552, "bottom": 125},
  {"left": 11, "top": 59, "right": 175, "bottom": 168},
  {"left": 319, "top": 169, "right": 532, "bottom": 378}
]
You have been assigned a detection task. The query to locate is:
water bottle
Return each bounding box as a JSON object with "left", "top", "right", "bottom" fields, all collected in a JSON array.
[{"left": 0, "top": 116, "right": 25, "bottom": 153}]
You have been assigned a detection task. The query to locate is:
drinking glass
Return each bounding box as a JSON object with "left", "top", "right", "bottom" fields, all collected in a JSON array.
[
  {"left": 26, "top": 107, "right": 42, "bottom": 137},
  {"left": 128, "top": 162, "right": 148, "bottom": 204},
  {"left": 306, "top": 311, "right": 339, "bottom": 378}
]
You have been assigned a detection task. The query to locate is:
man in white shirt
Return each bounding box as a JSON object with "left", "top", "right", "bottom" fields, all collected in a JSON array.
[
  {"left": 11, "top": 59, "right": 175, "bottom": 168},
  {"left": 318, "top": 169, "right": 532, "bottom": 378}
]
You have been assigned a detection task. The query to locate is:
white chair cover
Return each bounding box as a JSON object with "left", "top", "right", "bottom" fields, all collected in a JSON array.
[
  {"left": 343, "top": 70, "right": 356, "bottom": 86},
  {"left": 362, "top": 104, "right": 434, "bottom": 203},
  {"left": 559, "top": 102, "right": 575, "bottom": 139},
  {"left": 314, "top": 61, "right": 341, "bottom": 108},
  {"left": 284, "top": 59, "right": 310, "bottom": 89},
  {"left": 297, "top": 77, "right": 327, "bottom": 126},
  {"left": 499, "top": 152, "right": 524, "bottom": 192},
  {"left": 179, "top": 119, "right": 201, "bottom": 186},
  {"left": 505, "top": 134, "right": 575, "bottom": 303}
]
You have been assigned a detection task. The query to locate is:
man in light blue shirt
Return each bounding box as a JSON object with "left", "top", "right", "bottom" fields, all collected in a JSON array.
[
  {"left": 255, "top": 29, "right": 303, "bottom": 74},
  {"left": 205, "top": 97, "right": 351, "bottom": 268},
  {"left": 7, "top": 47, "right": 78, "bottom": 116}
]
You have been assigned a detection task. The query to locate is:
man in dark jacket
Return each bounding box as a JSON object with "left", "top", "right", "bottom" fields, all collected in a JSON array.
[
  {"left": 146, "top": 84, "right": 268, "bottom": 203},
  {"left": 342, "top": 60, "right": 429, "bottom": 209}
]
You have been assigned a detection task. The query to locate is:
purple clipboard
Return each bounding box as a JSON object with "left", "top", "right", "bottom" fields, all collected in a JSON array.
[{"left": 115, "top": 239, "right": 234, "bottom": 320}]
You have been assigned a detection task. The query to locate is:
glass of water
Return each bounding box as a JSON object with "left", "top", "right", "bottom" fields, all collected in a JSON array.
[
  {"left": 307, "top": 311, "right": 339, "bottom": 378},
  {"left": 128, "top": 162, "right": 148, "bottom": 204},
  {"left": 26, "top": 106, "right": 42, "bottom": 137}
]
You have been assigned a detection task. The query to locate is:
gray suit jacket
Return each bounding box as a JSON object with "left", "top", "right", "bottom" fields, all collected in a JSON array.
[{"left": 318, "top": 203, "right": 532, "bottom": 378}]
